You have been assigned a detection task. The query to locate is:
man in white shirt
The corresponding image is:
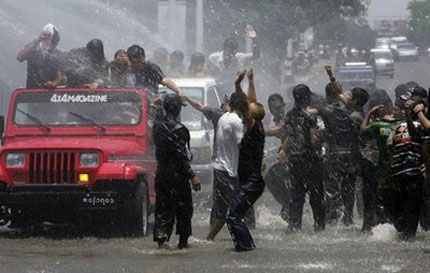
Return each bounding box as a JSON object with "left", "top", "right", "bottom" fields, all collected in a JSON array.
[
  {"left": 207, "top": 25, "right": 260, "bottom": 97},
  {"left": 207, "top": 90, "right": 253, "bottom": 241}
]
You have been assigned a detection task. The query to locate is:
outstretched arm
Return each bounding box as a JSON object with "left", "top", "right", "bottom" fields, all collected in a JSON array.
[
  {"left": 160, "top": 77, "right": 182, "bottom": 94},
  {"left": 179, "top": 91, "right": 204, "bottom": 112}
]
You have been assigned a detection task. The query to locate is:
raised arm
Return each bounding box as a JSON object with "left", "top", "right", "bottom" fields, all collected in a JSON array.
[
  {"left": 247, "top": 68, "right": 257, "bottom": 103},
  {"left": 404, "top": 100, "right": 418, "bottom": 138},
  {"left": 17, "top": 38, "right": 40, "bottom": 62},
  {"left": 324, "top": 65, "right": 350, "bottom": 106},
  {"left": 245, "top": 25, "right": 260, "bottom": 60}
]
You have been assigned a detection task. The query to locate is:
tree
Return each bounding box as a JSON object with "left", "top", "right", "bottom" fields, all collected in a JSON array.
[{"left": 408, "top": 0, "right": 430, "bottom": 49}]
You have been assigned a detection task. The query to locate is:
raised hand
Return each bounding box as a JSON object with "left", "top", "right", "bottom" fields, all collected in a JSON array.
[
  {"left": 245, "top": 25, "right": 257, "bottom": 39},
  {"left": 324, "top": 65, "right": 333, "bottom": 77},
  {"left": 247, "top": 67, "right": 254, "bottom": 81},
  {"left": 413, "top": 103, "right": 425, "bottom": 114}
]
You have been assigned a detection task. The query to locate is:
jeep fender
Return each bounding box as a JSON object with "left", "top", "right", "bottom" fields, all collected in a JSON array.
[
  {"left": 95, "top": 162, "right": 140, "bottom": 181},
  {"left": 0, "top": 166, "right": 12, "bottom": 186}
]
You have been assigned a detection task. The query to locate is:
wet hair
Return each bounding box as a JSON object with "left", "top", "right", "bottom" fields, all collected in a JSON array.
[
  {"left": 249, "top": 102, "right": 265, "bottom": 121},
  {"left": 351, "top": 87, "right": 369, "bottom": 108},
  {"left": 394, "top": 84, "right": 408, "bottom": 107},
  {"left": 292, "top": 84, "right": 312, "bottom": 104},
  {"left": 229, "top": 91, "right": 248, "bottom": 114},
  {"left": 223, "top": 37, "right": 239, "bottom": 52},
  {"left": 163, "top": 93, "right": 182, "bottom": 117},
  {"left": 127, "top": 44, "right": 145, "bottom": 61},
  {"left": 189, "top": 52, "right": 205, "bottom": 71},
  {"left": 86, "top": 39, "right": 104, "bottom": 63},
  {"left": 268, "top": 93, "right": 284, "bottom": 106},
  {"left": 373, "top": 107, "right": 390, "bottom": 119},
  {"left": 114, "top": 49, "right": 127, "bottom": 59},
  {"left": 368, "top": 89, "right": 393, "bottom": 113},
  {"left": 171, "top": 50, "right": 185, "bottom": 63},
  {"left": 50, "top": 28, "right": 60, "bottom": 50}
]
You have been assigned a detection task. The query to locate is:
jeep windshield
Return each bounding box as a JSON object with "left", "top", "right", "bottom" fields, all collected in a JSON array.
[
  {"left": 13, "top": 91, "right": 142, "bottom": 126},
  {"left": 160, "top": 87, "right": 204, "bottom": 131}
]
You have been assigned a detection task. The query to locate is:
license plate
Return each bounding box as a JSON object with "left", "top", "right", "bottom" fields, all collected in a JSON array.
[{"left": 82, "top": 193, "right": 116, "bottom": 208}]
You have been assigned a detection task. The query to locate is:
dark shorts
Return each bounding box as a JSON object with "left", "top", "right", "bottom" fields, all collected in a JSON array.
[{"left": 211, "top": 168, "right": 238, "bottom": 219}]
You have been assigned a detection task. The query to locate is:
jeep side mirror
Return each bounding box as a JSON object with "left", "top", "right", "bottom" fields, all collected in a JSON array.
[{"left": 0, "top": 116, "right": 4, "bottom": 145}]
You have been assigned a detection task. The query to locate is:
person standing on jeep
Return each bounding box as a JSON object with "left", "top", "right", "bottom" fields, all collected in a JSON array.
[
  {"left": 152, "top": 93, "right": 201, "bottom": 249},
  {"left": 207, "top": 25, "right": 260, "bottom": 97},
  {"left": 127, "top": 44, "right": 182, "bottom": 94},
  {"left": 17, "top": 23, "right": 63, "bottom": 89}
]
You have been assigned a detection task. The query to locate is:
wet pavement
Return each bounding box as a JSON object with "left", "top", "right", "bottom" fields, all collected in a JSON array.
[{"left": 2, "top": 191, "right": 430, "bottom": 273}]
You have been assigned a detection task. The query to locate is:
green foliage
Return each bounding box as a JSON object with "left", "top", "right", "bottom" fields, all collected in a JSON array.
[
  {"left": 315, "top": 17, "right": 377, "bottom": 50},
  {"left": 408, "top": 0, "right": 430, "bottom": 48}
]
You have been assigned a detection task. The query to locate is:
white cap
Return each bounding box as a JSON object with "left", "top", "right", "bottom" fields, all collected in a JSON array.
[{"left": 40, "top": 23, "right": 56, "bottom": 37}]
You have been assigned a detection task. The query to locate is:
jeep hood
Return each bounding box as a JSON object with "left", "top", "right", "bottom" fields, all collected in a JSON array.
[{"left": 1, "top": 136, "right": 149, "bottom": 158}]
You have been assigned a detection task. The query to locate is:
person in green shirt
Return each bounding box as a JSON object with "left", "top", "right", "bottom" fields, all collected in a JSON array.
[{"left": 360, "top": 105, "right": 399, "bottom": 229}]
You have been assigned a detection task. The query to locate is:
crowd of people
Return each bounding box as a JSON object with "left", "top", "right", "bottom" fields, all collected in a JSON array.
[{"left": 17, "top": 23, "right": 430, "bottom": 252}]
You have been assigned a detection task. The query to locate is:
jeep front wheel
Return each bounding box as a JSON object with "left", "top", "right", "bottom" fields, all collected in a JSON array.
[{"left": 127, "top": 180, "right": 149, "bottom": 236}]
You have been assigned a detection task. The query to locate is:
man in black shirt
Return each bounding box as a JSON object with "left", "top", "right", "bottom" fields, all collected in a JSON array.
[
  {"left": 152, "top": 93, "right": 201, "bottom": 249},
  {"left": 127, "top": 45, "right": 182, "bottom": 94},
  {"left": 63, "top": 39, "right": 109, "bottom": 88},
  {"left": 314, "top": 82, "right": 355, "bottom": 224},
  {"left": 17, "top": 23, "right": 63, "bottom": 88},
  {"left": 278, "top": 84, "right": 325, "bottom": 232}
]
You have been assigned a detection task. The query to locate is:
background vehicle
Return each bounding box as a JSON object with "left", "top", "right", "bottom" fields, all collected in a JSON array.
[
  {"left": 390, "top": 36, "right": 408, "bottom": 51},
  {"left": 160, "top": 78, "right": 221, "bottom": 205},
  {"left": 336, "top": 62, "right": 376, "bottom": 91},
  {"left": 375, "top": 37, "right": 391, "bottom": 49},
  {"left": 393, "top": 42, "right": 419, "bottom": 61},
  {"left": 0, "top": 88, "right": 155, "bottom": 236},
  {"left": 370, "top": 48, "right": 395, "bottom": 78}
]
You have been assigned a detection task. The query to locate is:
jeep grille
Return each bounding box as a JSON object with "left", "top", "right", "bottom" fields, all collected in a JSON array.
[{"left": 29, "top": 152, "right": 76, "bottom": 184}]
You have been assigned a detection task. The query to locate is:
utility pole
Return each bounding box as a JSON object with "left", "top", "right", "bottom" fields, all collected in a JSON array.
[{"left": 196, "top": 0, "right": 203, "bottom": 52}]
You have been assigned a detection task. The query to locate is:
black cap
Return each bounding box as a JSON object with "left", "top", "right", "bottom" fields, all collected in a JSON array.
[
  {"left": 127, "top": 45, "right": 145, "bottom": 61},
  {"left": 292, "top": 84, "right": 313, "bottom": 100}
]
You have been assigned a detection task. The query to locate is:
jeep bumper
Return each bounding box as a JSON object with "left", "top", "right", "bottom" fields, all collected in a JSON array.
[{"left": 0, "top": 185, "right": 119, "bottom": 210}]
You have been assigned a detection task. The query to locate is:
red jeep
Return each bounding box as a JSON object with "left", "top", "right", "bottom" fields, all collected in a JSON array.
[{"left": 0, "top": 88, "right": 156, "bottom": 235}]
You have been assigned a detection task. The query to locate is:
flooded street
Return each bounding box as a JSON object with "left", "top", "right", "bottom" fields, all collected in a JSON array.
[
  {"left": 1, "top": 57, "right": 430, "bottom": 273},
  {"left": 2, "top": 191, "right": 430, "bottom": 273}
]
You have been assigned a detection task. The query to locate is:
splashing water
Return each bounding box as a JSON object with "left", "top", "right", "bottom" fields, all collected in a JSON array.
[{"left": 369, "top": 223, "right": 398, "bottom": 242}]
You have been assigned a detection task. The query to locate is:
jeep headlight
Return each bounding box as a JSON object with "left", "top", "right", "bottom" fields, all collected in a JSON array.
[
  {"left": 80, "top": 153, "right": 99, "bottom": 167},
  {"left": 6, "top": 153, "right": 25, "bottom": 167}
]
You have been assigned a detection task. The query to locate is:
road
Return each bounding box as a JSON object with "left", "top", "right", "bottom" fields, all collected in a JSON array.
[{"left": 1, "top": 58, "right": 430, "bottom": 273}]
